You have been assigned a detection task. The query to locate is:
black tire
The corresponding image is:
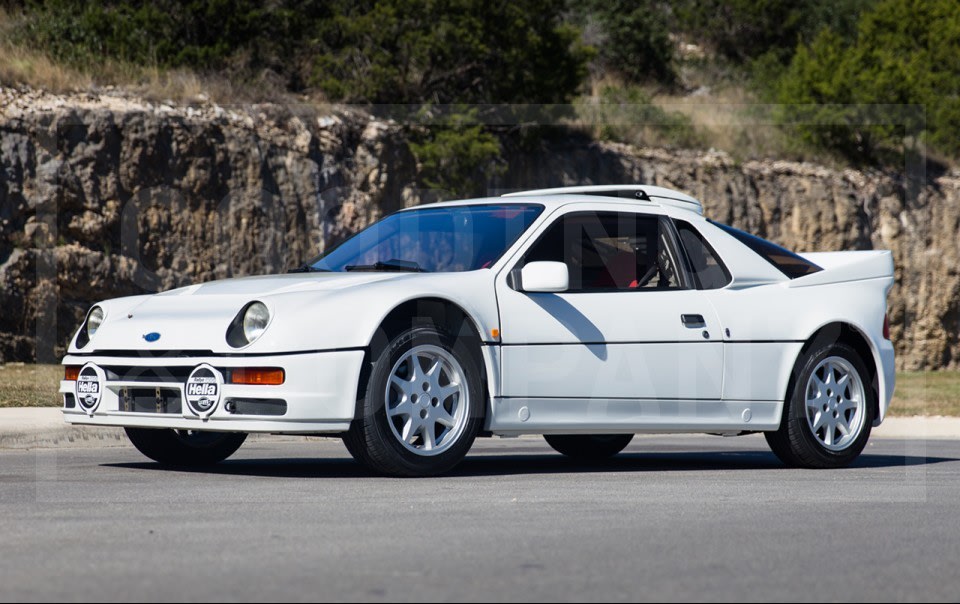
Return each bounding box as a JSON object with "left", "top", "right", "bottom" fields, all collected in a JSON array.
[
  {"left": 765, "top": 342, "right": 875, "bottom": 468},
  {"left": 544, "top": 434, "right": 634, "bottom": 460},
  {"left": 124, "top": 427, "right": 247, "bottom": 466},
  {"left": 343, "top": 325, "right": 484, "bottom": 477},
  {"left": 340, "top": 429, "right": 371, "bottom": 465}
]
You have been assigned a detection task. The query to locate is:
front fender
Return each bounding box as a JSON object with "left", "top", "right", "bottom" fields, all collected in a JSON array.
[{"left": 246, "top": 271, "right": 501, "bottom": 354}]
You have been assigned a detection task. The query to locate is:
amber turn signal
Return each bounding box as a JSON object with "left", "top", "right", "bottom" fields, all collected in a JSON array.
[
  {"left": 229, "top": 367, "right": 285, "bottom": 385},
  {"left": 64, "top": 366, "right": 81, "bottom": 381}
]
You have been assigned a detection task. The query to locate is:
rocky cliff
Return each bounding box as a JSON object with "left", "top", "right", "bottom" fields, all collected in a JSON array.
[{"left": 1, "top": 87, "right": 957, "bottom": 369}]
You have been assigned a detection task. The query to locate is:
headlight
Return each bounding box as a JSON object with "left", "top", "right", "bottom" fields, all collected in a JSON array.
[
  {"left": 75, "top": 305, "right": 105, "bottom": 349},
  {"left": 86, "top": 306, "right": 104, "bottom": 338},
  {"left": 242, "top": 302, "right": 270, "bottom": 344}
]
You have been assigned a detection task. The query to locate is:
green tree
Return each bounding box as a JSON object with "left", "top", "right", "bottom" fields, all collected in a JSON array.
[
  {"left": 18, "top": 0, "right": 593, "bottom": 102},
  {"left": 775, "top": 0, "right": 960, "bottom": 163},
  {"left": 311, "top": 0, "right": 592, "bottom": 197},
  {"left": 586, "top": 0, "right": 676, "bottom": 85},
  {"left": 19, "top": 0, "right": 326, "bottom": 88},
  {"left": 674, "top": 0, "right": 869, "bottom": 64},
  {"left": 311, "top": 0, "right": 590, "bottom": 104},
  {"left": 408, "top": 108, "right": 504, "bottom": 198}
]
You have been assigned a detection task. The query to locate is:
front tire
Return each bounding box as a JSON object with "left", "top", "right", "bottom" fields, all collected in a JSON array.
[
  {"left": 343, "top": 325, "right": 484, "bottom": 477},
  {"left": 124, "top": 427, "right": 247, "bottom": 466},
  {"left": 765, "top": 342, "right": 874, "bottom": 468},
  {"left": 544, "top": 434, "right": 634, "bottom": 460}
]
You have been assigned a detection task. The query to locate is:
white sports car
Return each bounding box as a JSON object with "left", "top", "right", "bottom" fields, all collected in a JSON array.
[{"left": 61, "top": 185, "right": 895, "bottom": 476}]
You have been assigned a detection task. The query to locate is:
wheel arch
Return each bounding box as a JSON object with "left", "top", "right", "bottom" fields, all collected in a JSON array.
[
  {"left": 784, "top": 321, "right": 881, "bottom": 423},
  {"left": 354, "top": 297, "right": 493, "bottom": 422}
]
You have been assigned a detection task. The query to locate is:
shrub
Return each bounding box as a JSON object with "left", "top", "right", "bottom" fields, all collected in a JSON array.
[
  {"left": 774, "top": 0, "right": 960, "bottom": 163},
  {"left": 18, "top": 0, "right": 327, "bottom": 88},
  {"left": 17, "top": 1, "right": 593, "bottom": 105},
  {"left": 674, "top": 0, "right": 869, "bottom": 64},
  {"left": 586, "top": 0, "right": 676, "bottom": 86},
  {"left": 408, "top": 108, "right": 504, "bottom": 198},
  {"left": 577, "top": 85, "right": 703, "bottom": 149},
  {"left": 311, "top": 0, "right": 590, "bottom": 104}
]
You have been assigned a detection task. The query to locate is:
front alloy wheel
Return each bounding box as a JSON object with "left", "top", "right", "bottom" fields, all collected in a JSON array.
[
  {"left": 384, "top": 344, "right": 470, "bottom": 456},
  {"left": 343, "top": 325, "right": 483, "bottom": 477}
]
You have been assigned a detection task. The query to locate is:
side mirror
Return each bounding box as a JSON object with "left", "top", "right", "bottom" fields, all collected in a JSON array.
[{"left": 517, "top": 261, "right": 569, "bottom": 293}]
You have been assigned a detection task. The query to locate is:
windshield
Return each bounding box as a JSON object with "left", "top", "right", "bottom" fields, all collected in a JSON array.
[{"left": 306, "top": 204, "right": 544, "bottom": 273}]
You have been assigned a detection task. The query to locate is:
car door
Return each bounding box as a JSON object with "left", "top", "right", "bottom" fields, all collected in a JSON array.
[
  {"left": 672, "top": 217, "right": 806, "bottom": 407},
  {"left": 494, "top": 205, "right": 725, "bottom": 413}
]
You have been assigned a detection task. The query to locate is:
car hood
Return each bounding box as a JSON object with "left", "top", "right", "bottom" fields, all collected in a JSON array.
[
  {"left": 73, "top": 272, "right": 413, "bottom": 354},
  {"left": 161, "top": 272, "right": 404, "bottom": 297}
]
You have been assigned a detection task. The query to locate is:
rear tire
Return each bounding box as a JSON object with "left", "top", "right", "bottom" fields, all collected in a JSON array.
[
  {"left": 765, "top": 342, "right": 874, "bottom": 468},
  {"left": 125, "top": 427, "right": 247, "bottom": 466},
  {"left": 544, "top": 434, "right": 634, "bottom": 460}
]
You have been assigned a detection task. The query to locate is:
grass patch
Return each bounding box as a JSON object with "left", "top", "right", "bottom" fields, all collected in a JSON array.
[
  {"left": 574, "top": 83, "right": 705, "bottom": 150},
  {"left": 0, "top": 364, "right": 63, "bottom": 408},
  {"left": 1, "top": 365, "right": 957, "bottom": 415},
  {"left": 889, "top": 371, "right": 960, "bottom": 417}
]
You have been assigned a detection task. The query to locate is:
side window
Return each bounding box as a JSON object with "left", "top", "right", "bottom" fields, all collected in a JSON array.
[
  {"left": 524, "top": 212, "right": 683, "bottom": 292},
  {"left": 673, "top": 220, "right": 731, "bottom": 289},
  {"left": 708, "top": 220, "right": 822, "bottom": 279}
]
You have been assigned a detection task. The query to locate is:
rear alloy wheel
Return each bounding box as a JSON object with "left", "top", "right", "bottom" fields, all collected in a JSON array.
[
  {"left": 765, "top": 343, "right": 874, "bottom": 468},
  {"left": 544, "top": 434, "right": 634, "bottom": 460},
  {"left": 343, "top": 326, "right": 484, "bottom": 477},
  {"left": 125, "top": 427, "right": 247, "bottom": 466}
]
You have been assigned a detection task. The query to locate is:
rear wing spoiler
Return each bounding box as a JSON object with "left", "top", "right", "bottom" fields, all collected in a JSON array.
[{"left": 790, "top": 250, "right": 894, "bottom": 288}]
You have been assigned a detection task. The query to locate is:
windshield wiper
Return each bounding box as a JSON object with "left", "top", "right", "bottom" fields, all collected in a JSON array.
[
  {"left": 287, "top": 264, "right": 331, "bottom": 273},
  {"left": 344, "top": 259, "right": 427, "bottom": 273}
]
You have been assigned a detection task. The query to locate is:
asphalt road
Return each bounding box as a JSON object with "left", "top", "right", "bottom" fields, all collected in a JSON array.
[{"left": 1, "top": 435, "right": 958, "bottom": 602}]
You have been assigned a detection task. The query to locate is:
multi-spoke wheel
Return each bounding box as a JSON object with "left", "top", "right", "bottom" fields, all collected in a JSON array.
[
  {"left": 124, "top": 427, "right": 247, "bottom": 466},
  {"left": 765, "top": 342, "right": 874, "bottom": 468},
  {"left": 803, "top": 356, "right": 867, "bottom": 451},
  {"left": 343, "top": 325, "right": 483, "bottom": 477},
  {"left": 385, "top": 345, "right": 469, "bottom": 455}
]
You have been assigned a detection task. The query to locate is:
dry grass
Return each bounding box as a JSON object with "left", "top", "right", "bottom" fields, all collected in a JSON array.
[
  {"left": 0, "top": 7, "right": 290, "bottom": 104},
  {"left": 648, "top": 90, "right": 856, "bottom": 170},
  {"left": 574, "top": 72, "right": 799, "bottom": 163},
  {"left": 652, "top": 89, "right": 793, "bottom": 161},
  {"left": 0, "top": 45, "right": 267, "bottom": 105},
  {"left": 0, "top": 364, "right": 62, "bottom": 408},
  {"left": 576, "top": 57, "right": 855, "bottom": 167},
  {"left": 0, "top": 39, "right": 94, "bottom": 92},
  {"left": 889, "top": 371, "right": 960, "bottom": 417},
  {"left": 0, "top": 6, "right": 108, "bottom": 92},
  {"left": 1, "top": 364, "right": 957, "bottom": 416}
]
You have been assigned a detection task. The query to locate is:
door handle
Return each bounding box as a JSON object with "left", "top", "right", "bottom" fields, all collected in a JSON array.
[{"left": 681, "top": 314, "right": 706, "bottom": 328}]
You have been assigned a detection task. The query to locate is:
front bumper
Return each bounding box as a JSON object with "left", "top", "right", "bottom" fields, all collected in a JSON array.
[{"left": 60, "top": 349, "right": 365, "bottom": 433}]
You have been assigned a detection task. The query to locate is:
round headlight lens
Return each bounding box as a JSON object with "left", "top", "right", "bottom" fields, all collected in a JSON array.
[
  {"left": 242, "top": 302, "right": 270, "bottom": 343},
  {"left": 86, "top": 306, "right": 104, "bottom": 338}
]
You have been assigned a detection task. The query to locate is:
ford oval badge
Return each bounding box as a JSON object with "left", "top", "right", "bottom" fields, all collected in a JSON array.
[{"left": 143, "top": 332, "right": 161, "bottom": 342}]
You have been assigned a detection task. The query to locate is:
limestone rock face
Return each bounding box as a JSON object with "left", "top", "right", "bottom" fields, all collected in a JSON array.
[{"left": 1, "top": 88, "right": 956, "bottom": 369}]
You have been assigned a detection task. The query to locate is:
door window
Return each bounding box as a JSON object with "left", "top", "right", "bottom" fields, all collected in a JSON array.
[
  {"left": 523, "top": 212, "right": 684, "bottom": 291},
  {"left": 673, "top": 220, "right": 732, "bottom": 289}
]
